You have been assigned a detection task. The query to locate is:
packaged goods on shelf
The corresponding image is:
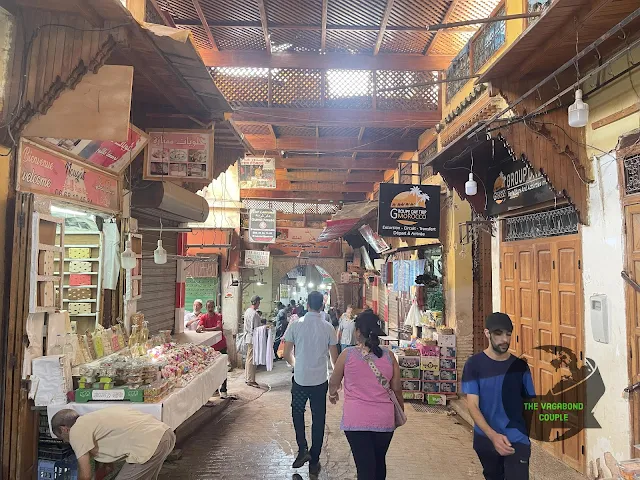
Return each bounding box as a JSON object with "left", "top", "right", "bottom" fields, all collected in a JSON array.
[
  {"left": 400, "top": 368, "right": 421, "bottom": 379},
  {"left": 403, "top": 392, "right": 424, "bottom": 401},
  {"left": 440, "top": 381, "right": 457, "bottom": 394},
  {"left": 439, "top": 369, "right": 457, "bottom": 381},
  {"left": 397, "top": 356, "right": 421, "bottom": 369},
  {"left": 420, "top": 356, "right": 440, "bottom": 372},
  {"left": 422, "top": 382, "right": 440, "bottom": 393},
  {"left": 434, "top": 333, "right": 456, "bottom": 347},
  {"left": 440, "top": 358, "right": 456, "bottom": 370},
  {"left": 427, "top": 394, "right": 447, "bottom": 406},
  {"left": 422, "top": 370, "right": 439, "bottom": 381}
]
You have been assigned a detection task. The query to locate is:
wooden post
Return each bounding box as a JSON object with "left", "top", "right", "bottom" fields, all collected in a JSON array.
[{"left": 126, "top": 0, "right": 146, "bottom": 23}]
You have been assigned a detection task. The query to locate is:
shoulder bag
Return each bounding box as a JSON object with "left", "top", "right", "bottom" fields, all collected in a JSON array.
[{"left": 365, "top": 353, "right": 407, "bottom": 428}]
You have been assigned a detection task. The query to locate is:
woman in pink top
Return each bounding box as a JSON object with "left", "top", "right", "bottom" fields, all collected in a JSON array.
[{"left": 328, "top": 311, "right": 404, "bottom": 480}]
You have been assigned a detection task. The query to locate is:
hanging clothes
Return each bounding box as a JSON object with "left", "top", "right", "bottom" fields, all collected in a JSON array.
[{"left": 253, "top": 325, "right": 275, "bottom": 371}]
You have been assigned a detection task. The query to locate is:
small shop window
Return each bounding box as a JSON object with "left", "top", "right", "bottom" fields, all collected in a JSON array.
[
  {"left": 503, "top": 206, "right": 579, "bottom": 242},
  {"left": 623, "top": 154, "right": 640, "bottom": 196},
  {"left": 471, "top": 6, "right": 506, "bottom": 73}
]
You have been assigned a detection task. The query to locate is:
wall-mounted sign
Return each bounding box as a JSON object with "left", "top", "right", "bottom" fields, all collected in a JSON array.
[
  {"left": 358, "top": 224, "right": 390, "bottom": 253},
  {"left": 266, "top": 227, "right": 342, "bottom": 258},
  {"left": 17, "top": 139, "right": 120, "bottom": 213},
  {"left": 239, "top": 157, "right": 276, "bottom": 189},
  {"left": 248, "top": 209, "right": 277, "bottom": 243},
  {"left": 485, "top": 156, "right": 559, "bottom": 216},
  {"left": 279, "top": 284, "right": 290, "bottom": 301},
  {"left": 378, "top": 184, "right": 440, "bottom": 239},
  {"left": 144, "top": 128, "right": 214, "bottom": 183},
  {"left": 245, "top": 250, "right": 270, "bottom": 268},
  {"left": 40, "top": 124, "right": 148, "bottom": 174}
]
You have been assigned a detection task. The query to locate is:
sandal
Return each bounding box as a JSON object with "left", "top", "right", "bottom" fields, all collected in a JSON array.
[{"left": 245, "top": 381, "right": 260, "bottom": 388}]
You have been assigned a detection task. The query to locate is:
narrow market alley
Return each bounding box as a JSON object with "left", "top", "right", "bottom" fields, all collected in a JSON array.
[{"left": 159, "top": 363, "right": 586, "bottom": 480}]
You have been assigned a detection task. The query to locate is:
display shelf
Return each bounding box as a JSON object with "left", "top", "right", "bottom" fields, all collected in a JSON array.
[
  {"left": 70, "top": 313, "right": 97, "bottom": 317},
  {"left": 65, "top": 244, "right": 100, "bottom": 248},
  {"left": 65, "top": 285, "right": 98, "bottom": 289},
  {"left": 63, "top": 299, "right": 97, "bottom": 303},
  {"left": 36, "top": 275, "right": 61, "bottom": 282},
  {"left": 56, "top": 272, "right": 99, "bottom": 275},
  {"left": 30, "top": 212, "right": 65, "bottom": 313},
  {"left": 37, "top": 244, "right": 64, "bottom": 253},
  {"left": 55, "top": 258, "right": 100, "bottom": 262}
]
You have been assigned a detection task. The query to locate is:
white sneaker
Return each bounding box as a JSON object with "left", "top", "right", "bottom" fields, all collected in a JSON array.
[{"left": 220, "top": 391, "right": 228, "bottom": 399}]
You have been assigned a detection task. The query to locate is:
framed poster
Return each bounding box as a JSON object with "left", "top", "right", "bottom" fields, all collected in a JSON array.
[
  {"left": 239, "top": 157, "right": 276, "bottom": 189},
  {"left": 378, "top": 184, "right": 440, "bottom": 239},
  {"left": 245, "top": 250, "right": 270, "bottom": 268},
  {"left": 144, "top": 128, "right": 214, "bottom": 183},
  {"left": 17, "top": 139, "right": 120, "bottom": 213},
  {"left": 248, "top": 209, "right": 277, "bottom": 243},
  {"left": 39, "top": 124, "right": 148, "bottom": 175}
]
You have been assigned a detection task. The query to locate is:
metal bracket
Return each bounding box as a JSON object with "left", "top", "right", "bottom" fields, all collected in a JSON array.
[
  {"left": 459, "top": 220, "right": 494, "bottom": 245},
  {"left": 621, "top": 271, "right": 640, "bottom": 293},
  {"left": 624, "top": 381, "right": 640, "bottom": 394}
]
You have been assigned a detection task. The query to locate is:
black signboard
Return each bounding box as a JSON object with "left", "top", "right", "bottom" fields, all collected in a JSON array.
[
  {"left": 485, "top": 156, "right": 558, "bottom": 216},
  {"left": 248, "top": 209, "right": 276, "bottom": 243},
  {"left": 377, "top": 184, "right": 441, "bottom": 239}
]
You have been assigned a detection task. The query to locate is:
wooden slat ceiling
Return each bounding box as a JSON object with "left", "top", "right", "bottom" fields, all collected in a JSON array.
[{"left": 154, "top": 0, "right": 502, "bottom": 202}]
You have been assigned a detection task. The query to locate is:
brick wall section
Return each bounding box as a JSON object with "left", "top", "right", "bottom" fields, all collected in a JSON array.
[{"left": 271, "top": 257, "right": 346, "bottom": 309}]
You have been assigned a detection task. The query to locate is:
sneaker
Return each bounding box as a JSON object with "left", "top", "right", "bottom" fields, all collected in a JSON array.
[
  {"left": 292, "top": 450, "right": 311, "bottom": 468},
  {"left": 309, "top": 462, "right": 321, "bottom": 476},
  {"left": 219, "top": 391, "right": 228, "bottom": 399}
]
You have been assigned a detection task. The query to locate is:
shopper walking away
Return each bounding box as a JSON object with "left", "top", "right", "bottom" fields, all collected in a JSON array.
[
  {"left": 462, "top": 312, "right": 536, "bottom": 480},
  {"left": 328, "top": 311, "right": 403, "bottom": 480},
  {"left": 274, "top": 305, "right": 290, "bottom": 359},
  {"left": 184, "top": 299, "right": 203, "bottom": 331},
  {"left": 51, "top": 406, "right": 175, "bottom": 480},
  {"left": 283, "top": 291, "right": 339, "bottom": 476},
  {"left": 244, "top": 295, "right": 262, "bottom": 388},
  {"left": 197, "top": 300, "right": 229, "bottom": 398},
  {"left": 337, "top": 305, "right": 356, "bottom": 353}
]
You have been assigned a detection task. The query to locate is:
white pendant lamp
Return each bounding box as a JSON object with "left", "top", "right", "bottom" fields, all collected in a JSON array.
[
  {"left": 465, "top": 172, "right": 478, "bottom": 196},
  {"left": 154, "top": 239, "right": 167, "bottom": 264},
  {"left": 568, "top": 89, "right": 589, "bottom": 128},
  {"left": 121, "top": 240, "right": 137, "bottom": 270}
]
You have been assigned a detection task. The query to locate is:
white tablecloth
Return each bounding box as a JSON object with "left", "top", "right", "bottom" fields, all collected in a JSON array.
[
  {"left": 47, "top": 354, "right": 227, "bottom": 433},
  {"left": 173, "top": 330, "right": 222, "bottom": 347}
]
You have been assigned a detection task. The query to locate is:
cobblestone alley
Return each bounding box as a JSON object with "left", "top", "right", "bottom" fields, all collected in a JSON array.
[{"left": 159, "top": 362, "right": 586, "bottom": 480}]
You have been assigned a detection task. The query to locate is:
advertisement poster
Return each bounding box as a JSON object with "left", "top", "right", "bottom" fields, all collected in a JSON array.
[
  {"left": 248, "top": 209, "right": 277, "bottom": 243},
  {"left": 17, "top": 139, "right": 119, "bottom": 213},
  {"left": 267, "top": 227, "right": 342, "bottom": 258},
  {"left": 239, "top": 157, "right": 276, "bottom": 189},
  {"left": 485, "top": 156, "right": 558, "bottom": 216},
  {"left": 144, "top": 129, "right": 214, "bottom": 182},
  {"left": 378, "top": 184, "right": 440, "bottom": 239},
  {"left": 245, "top": 250, "right": 270, "bottom": 268},
  {"left": 279, "top": 284, "right": 290, "bottom": 302},
  {"left": 41, "top": 124, "right": 148, "bottom": 174},
  {"left": 358, "top": 224, "right": 390, "bottom": 253}
]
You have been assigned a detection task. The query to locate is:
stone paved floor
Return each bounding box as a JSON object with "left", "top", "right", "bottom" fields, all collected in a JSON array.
[{"left": 159, "top": 361, "right": 586, "bottom": 480}]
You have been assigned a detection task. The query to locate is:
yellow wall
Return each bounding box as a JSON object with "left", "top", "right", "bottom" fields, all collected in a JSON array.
[{"left": 444, "top": 0, "right": 526, "bottom": 112}]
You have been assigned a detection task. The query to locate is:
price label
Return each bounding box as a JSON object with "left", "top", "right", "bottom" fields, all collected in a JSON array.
[{"left": 92, "top": 389, "right": 125, "bottom": 401}]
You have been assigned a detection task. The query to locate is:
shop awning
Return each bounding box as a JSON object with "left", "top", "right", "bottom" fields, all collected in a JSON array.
[{"left": 317, "top": 201, "right": 378, "bottom": 242}]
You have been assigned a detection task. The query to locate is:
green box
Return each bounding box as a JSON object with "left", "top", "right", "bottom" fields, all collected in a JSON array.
[{"left": 75, "top": 388, "right": 144, "bottom": 403}]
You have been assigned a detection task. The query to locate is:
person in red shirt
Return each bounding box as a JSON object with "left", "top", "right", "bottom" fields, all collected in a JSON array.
[{"left": 197, "top": 300, "right": 228, "bottom": 398}]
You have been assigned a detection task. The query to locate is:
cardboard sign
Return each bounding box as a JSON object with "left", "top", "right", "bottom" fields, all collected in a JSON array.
[
  {"left": 18, "top": 139, "right": 119, "bottom": 213},
  {"left": 378, "top": 184, "right": 440, "bottom": 239},
  {"left": 245, "top": 250, "right": 270, "bottom": 268},
  {"left": 144, "top": 129, "right": 214, "bottom": 182},
  {"left": 248, "top": 209, "right": 277, "bottom": 244},
  {"left": 239, "top": 157, "right": 276, "bottom": 189}
]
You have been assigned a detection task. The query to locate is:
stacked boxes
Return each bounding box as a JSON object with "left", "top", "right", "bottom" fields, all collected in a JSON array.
[
  {"left": 397, "top": 354, "right": 424, "bottom": 401},
  {"left": 420, "top": 332, "right": 458, "bottom": 404}
]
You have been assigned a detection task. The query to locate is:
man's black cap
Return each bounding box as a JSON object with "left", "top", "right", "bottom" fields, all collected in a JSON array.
[{"left": 485, "top": 312, "right": 513, "bottom": 332}]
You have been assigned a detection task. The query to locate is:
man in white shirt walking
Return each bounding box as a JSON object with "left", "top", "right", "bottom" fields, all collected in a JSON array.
[
  {"left": 244, "top": 295, "right": 262, "bottom": 387},
  {"left": 284, "top": 291, "right": 339, "bottom": 476}
]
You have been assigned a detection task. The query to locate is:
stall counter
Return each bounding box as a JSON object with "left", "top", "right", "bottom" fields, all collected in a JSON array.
[
  {"left": 47, "top": 353, "right": 227, "bottom": 433},
  {"left": 172, "top": 330, "right": 222, "bottom": 348}
]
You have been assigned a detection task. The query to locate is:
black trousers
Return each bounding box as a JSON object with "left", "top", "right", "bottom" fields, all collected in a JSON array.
[
  {"left": 218, "top": 348, "right": 228, "bottom": 393},
  {"left": 345, "top": 430, "right": 394, "bottom": 480},
  {"left": 291, "top": 379, "right": 328, "bottom": 464},
  {"left": 473, "top": 433, "right": 530, "bottom": 480}
]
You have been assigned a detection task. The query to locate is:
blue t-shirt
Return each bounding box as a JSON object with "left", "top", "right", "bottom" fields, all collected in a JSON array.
[{"left": 462, "top": 352, "right": 536, "bottom": 445}]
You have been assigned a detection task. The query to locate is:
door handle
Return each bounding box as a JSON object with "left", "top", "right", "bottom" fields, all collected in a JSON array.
[
  {"left": 621, "top": 271, "right": 640, "bottom": 293},
  {"left": 624, "top": 381, "right": 640, "bottom": 394}
]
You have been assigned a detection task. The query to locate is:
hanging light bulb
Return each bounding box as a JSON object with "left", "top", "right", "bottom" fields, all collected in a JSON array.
[
  {"left": 308, "top": 282, "right": 315, "bottom": 289},
  {"left": 154, "top": 239, "right": 167, "bottom": 265},
  {"left": 465, "top": 172, "right": 478, "bottom": 196},
  {"left": 121, "top": 240, "right": 137, "bottom": 270},
  {"left": 568, "top": 89, "right": 589, "bottom": 128}
]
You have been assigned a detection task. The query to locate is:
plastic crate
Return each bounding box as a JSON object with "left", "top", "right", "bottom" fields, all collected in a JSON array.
[
  {"left": 37, "top": 456, "right": 77, "bottom": 480},
  {"left": 39, "top": 444, "right": 74, "bottom": 461}
]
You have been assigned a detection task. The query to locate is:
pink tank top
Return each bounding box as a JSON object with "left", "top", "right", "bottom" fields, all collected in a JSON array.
[{"left": 341, "top": 347, "right": 395, "bottom": 432}]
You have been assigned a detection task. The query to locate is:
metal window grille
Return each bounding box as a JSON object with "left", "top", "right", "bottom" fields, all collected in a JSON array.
[
  {"left": 376, "top": 70, "right": 439, "bottom": 111},
  {"left": 419, "top": 141, "right": 438, "bottom": 183},
  {"left": 624, "top": 154, "right": 640, "bottom": 195},
  {"left": 446, "top": 45, "right": 470, "bottom": 103},
  {"left": 471, "top": 7, "right": 506, "bottom": 73},
  {"left": 503, "top": 206, "right": 579, "bottom": 242},
  {"left": 242, "top": 199, "right": 338, "bottom": 215}
]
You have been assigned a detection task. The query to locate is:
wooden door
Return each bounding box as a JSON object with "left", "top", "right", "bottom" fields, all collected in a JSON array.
[
  {"left": 624, "top": 203, "right": 640, "bottom": 452},
  {"left": 500, "top": 235, "right": 585, "bottom": 473}
]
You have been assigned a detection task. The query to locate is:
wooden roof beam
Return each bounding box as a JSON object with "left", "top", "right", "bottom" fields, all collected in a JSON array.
[
  {"left": 374, "top": 0, "right": 395, "bottom": 55},
  {"left": 320, "top": 0, "right": 328, "bottom": 52},
  {"left": 241, "top": 189, "right": 365, "bottom": 202},
  {"left": 201, "top": 50, "right": 453, "bottom": 70},
  {"left": 174, "top": 20, "right": 477, "bottom": 32},
  {"left": 244, "top": 134, "right": 417, "bottom": 152},
  {"left": 276, "top": 156, "right": 396, "bottom": 170},
  {"left": 257, "top": 0, "right": 272, "bottom": 54},
  {"left": 425, "top": 0, "right": 461, "bottom": 55},
  {"left": 192, "top": 0, "right": 218, "bottom": 51},
  {"left": 232, "top": 108, "right": 439, "bottom": 129},
  {"left": 277, "top": 170, "right": 384, "bottom": 182},
  {"left": 278, "top": 181, "right": 374, "bottom": 192}
]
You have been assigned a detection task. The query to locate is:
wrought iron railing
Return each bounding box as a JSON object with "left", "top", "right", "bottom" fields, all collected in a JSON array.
[
  {"left": 242, "top": 199, "right": 339, "bottom": 215},
  {"left": 471, "top": 6, "right": 506, "bottom": 73},
  {"left": 419, "top": 140, "right": 438, "bottom": 183},
  {"left": 211, "top": 67, "right": 439, "bottom": 111},
  {"left": 503, "top": 206, "right": 579, "bottom": 242}
]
